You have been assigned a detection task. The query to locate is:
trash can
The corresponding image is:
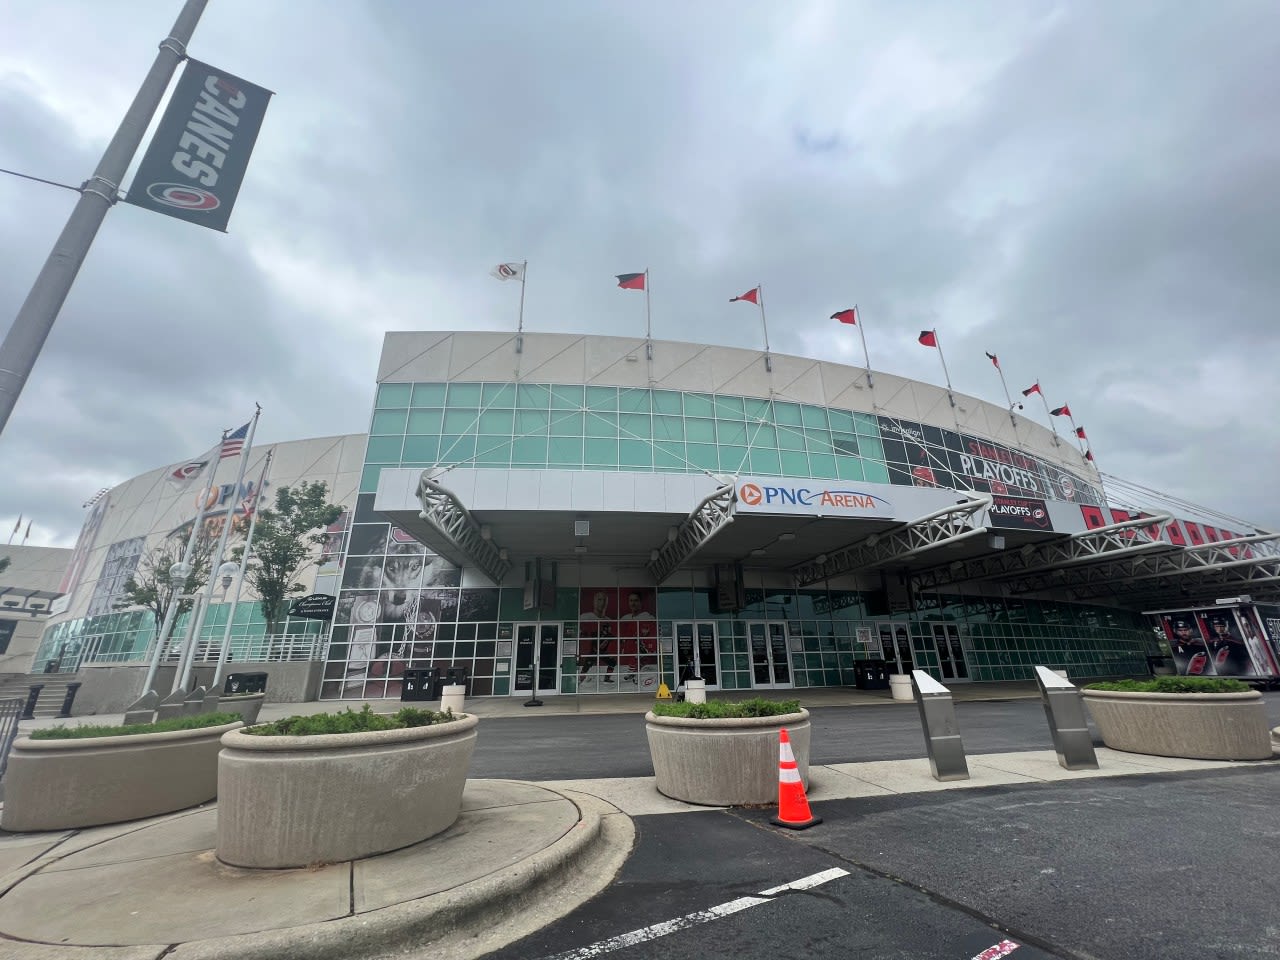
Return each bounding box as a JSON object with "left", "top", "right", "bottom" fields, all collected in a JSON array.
[
  {"left": 684, "top": 678, "right": 707, "bottom": 704},
  {"left": 855, "top": 659, "right": 890, "bottom": 690},
  {"left": 401, "top": 668, "right": 441, "bottom": 702},
  {"left": 223, "top": 672, "right": 268, "bottom": 695},
  {"left": 444, "top": 666, "right": 470, "bottom": 694}
]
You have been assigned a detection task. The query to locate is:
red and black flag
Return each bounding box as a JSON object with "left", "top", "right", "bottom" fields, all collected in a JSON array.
[
  {"left": 1021, "top": 382, "right": 1041, "bottom": 397},
  {"left": 730, "top": 287, "right": 759, "bottom": 304},
  {"left": 1084, "top": 449, "right": 1095, "bottom": 462},
  {"left": 985, "top": 351, "right": 1000, "bottom": 369},
  {"left": 918, "top": 330, "right": 938, "bottom": 347},
  {"left": 831, "top": 308, "right": 857, "bottom": 325},
  {"left": 1050, "top": 404, "right": 1072, "bottom": 418},
  {"left": 616, "top": 272, "right": 645, "bottom": 290},
  {"left": 1075, "top": 426, "right": 1087, "bottom": 439}
]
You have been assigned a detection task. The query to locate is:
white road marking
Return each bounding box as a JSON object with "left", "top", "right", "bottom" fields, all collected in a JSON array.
[{"left": 541, "top": 868, "right": 852, "bottom": 960}]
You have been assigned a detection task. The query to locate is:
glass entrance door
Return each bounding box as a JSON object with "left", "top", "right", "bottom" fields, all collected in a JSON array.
[
  {"left": 746, "top": 622, "right": 793, "bottom": 688},
  {"left": 513, "top": 623, "right": 561, "bottom": 696},
  {"left": 931, "top": 623, "right": 969, "bottom": 682},
  {"left": 878, "top": 623, "right": 915, "bottom": 675},
  {"left": 672, "top": 621, "right": 719, "bottom": 689}
]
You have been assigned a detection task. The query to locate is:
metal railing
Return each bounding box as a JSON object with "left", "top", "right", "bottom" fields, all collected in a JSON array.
[{"left": 0, "top": 697, "right": 24, "bottom": 780}]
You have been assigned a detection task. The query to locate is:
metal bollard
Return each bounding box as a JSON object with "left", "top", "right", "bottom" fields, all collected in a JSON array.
[
  {"left": 1033, "top": 666, "right": 1099, "bottom": 770},
  {"left": 911, "top": 670, "right": 970, "bottom": 781},
  {"left": 56, "top": 682, "right": 83, "bottom": 719},
  {"left": 21, "top": 684, "right": 44, "bottom": 720}
]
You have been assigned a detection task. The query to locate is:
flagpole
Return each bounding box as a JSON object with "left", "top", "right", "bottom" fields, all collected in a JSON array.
[
  {"left": 991, "top": 357, "right": 1018, "bottom": 430},
  {"left": 515, "top": 260, "right": 528, "bottom": 355},
  {"left": 855, "top": 305, "right": 874, "bottom": 388},
  {"left": 758, "top": 283, "right": 772, "bottom": 373},
  {"left": 140, "top": 463, "right": 218, "bottom": 698},
  {"left": 6, "top": 516, "right": 17, "bottom": 546},
  {"left": 22, "top": 520, "right": 31, "bottom": 545},
  {"left": 644, "top": 269, "right": 653, "bottom": 362},
  {"left": 174, "top": 404, "right": 262, "bottom": 693},
  {"left": 932, "top": 330, "right": 955, "bottom": 407},
  {"left": 211, "top": 448, "right": 273, "bottom": 693},
  {"left": 1034, "top": 379, "right": 1061, "bottom": 445},
  {"left": 0, "top": 0, "right": 209, "bottom": 439}
]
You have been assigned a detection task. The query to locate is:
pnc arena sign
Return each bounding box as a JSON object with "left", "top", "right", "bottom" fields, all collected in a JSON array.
[{"left": 736, "top": 477, "right": 895, "bottom": 518}]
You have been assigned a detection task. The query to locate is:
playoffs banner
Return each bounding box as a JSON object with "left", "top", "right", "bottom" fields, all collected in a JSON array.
[
  {"left": 124, "top": 59, "right": 272, "bottom": 231},
  {"left": 987, "top": 495, "right": 1053, "bottom": 531}
]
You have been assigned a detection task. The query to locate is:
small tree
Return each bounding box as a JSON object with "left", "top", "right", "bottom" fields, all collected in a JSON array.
[
  {"left": 237, "top": 482, "right": 342, "bottom": 635},
  {"left": 115, "top": 536, "right": 216, "bottom": 635}
]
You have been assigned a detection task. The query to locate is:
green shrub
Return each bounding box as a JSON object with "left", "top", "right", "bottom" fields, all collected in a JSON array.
[
  {"left": 244, "top": 704, "right": 460, "bottom": 737},
  {"left": 30, "top": 712, "right": 242, "bottom": 740},
  {"left": 652, "top": 697, "right": 801, "bottom": 719},
  {"left": 1086, "top": 676, "right": 1252, "bottom": 694}
]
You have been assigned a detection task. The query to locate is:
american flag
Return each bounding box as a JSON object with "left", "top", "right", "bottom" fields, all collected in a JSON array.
[{"left": 220, "top": 422, "right": 249, "bottom": 459}]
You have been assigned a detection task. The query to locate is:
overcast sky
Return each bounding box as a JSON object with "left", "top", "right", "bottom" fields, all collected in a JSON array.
[{"left": 2, "top": 0, "right": 1277, "bottom": 548}]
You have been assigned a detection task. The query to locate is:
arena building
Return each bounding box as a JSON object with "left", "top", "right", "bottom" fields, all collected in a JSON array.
[{"left": 28, "top": 331, "right": 1280, "bottom": 710}]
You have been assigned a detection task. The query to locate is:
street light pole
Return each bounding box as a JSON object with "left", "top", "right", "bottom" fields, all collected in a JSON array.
[{"left": 0, "top": 0, "right": 210, "bottom": 437}]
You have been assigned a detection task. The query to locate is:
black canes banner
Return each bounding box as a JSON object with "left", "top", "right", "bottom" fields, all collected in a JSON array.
[{"left": 124, "top": 59, "right": 272, "bottom": 231}]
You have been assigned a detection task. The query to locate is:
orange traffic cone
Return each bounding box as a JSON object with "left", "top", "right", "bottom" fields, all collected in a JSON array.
[{"left": 771, "top": 727, "right": 821, "bottom": 829}]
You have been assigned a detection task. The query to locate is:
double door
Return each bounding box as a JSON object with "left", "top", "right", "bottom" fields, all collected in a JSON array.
[
  {"left": 746, "top": 622, "right": 793, "bottom": 688},
  {"left": 512, "top": 623, "right": 561, "bottom": 696},
  {"left": 673, "top": 622, "right": 719, "bottom": 689}
]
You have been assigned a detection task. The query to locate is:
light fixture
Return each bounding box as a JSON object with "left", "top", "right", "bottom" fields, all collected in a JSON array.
[
  {"left": 814, "top": 554, "right": 828, "bottom": 564},
  {"left": 649, "top": 549, "right": 660, "bottom": 562},
  {"left": 778, "top": 532, "right": 796, "bottom": 542},
  {"left": 988, "top": 535, "right": 1006, "bottom": 550},
  {"left": 498, "top": 548, "right": 509, "bottom": 562},
  {"left": 574, "top": 545, "right": 588, "bottom": 554},
  {"left": 750, "top": 548, "right": 766, "bottom": 557},
  {"left": 481, "top": 525, "right": 492, "bottom": 541},
  {"left": 170, "top": 561, "right": 192, "bottom": 582},
  {"left": 667, "top": 526, "right": 678, "bottom": 542},
  {"left": 218, "top": 560, "right": 240, "bottom": 598},
  {"left": 575, "top": 520, "right": 590, "bottom": 537},
  {"left": 865, "top": 534, "right": 879, "bottom": 548}
]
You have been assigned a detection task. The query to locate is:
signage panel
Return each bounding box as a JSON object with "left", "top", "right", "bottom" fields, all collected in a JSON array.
[{"left": 735, "top": 476, "right": 897, "bottom": 518}]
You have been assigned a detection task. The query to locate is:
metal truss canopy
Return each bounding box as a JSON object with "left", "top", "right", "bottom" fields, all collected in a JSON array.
[
  {"left": 646, "top": 482, "right": 736, "bottom": 583},
  {"left": 415, "top": 472, "right": 511, "bottom": 585},
  {"left": 792, "top": 495, "right": 993, "bottom": 587}
]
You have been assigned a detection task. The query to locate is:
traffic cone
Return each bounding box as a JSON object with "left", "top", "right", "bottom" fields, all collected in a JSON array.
[{"left": 771, "top": 727, "right": 821, "bottom": 830}]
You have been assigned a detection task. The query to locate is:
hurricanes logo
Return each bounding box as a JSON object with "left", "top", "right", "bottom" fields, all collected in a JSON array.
[
  {"left": 145, "top": 183, "right": 220, "bottom": 211},
  {"left": 495, "top": 263, "right": 519, "bottom": 279}
]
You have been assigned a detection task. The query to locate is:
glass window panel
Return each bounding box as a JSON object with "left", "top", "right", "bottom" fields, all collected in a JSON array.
[
  {"left": 832, "top": 433, "right": 859, "bottom": 456},
  {"left": 360, "top": 464, "right": 383, "bottom": 493},
  {"left": 376, "top": 383, "right": 411, "bottom": 408},
  {"left": 517, "top": 383, "right": 550, "bottom": 409},
  {"left": 717, "top": 421, "right": 747, "bottom": 445},
  {"left": 437, "top": 435, "right": 476, "bottom": 461},
  {"left": 863, "top": 460, "right": 890, "bottom": 483},
  {"left": 748, "top": 449, "right": 781, "bottom": 474},
  {"left": 777, "top": 426, "right": 807, "bottom": 450},
  {"left": 411, "top": 383, "right": 447, "bottom": 407},
  {"left": 619, "top": 413, "right": 651, "bottom": 439},
  {"left": 515, "top": 409, "right": 550, "bottom": 434},
  {"left": 713, "top": 395, "right": 745, "bottom": 419},
  {"left": 805, "top": 429, "right": 834, "bottom": 453},
  {"left": 586, "top": 386, "right": 618, "bottom": 410},
  {"left": 801, "top": 405, "right": 829, "bottom": 428},
  {"left": 718, "top": 445, "right": 748, "bottom": 472},
  {"left": 407, "top": 409, "right": 443, "bottom": 434},
  {"left": 482, "top": 383, "right": 515, "bottom": 407},
  {"left": 779, "top": 450, "right": 810, "bottom": 475},
  {"left": 549, "top": 436, "right": 582, "bottom": 465},
  {"left": 683, "top": 393, "right": 714, "bottom": 418},
  {"left": 475, "top": 440, "right": 511, "bottom": 464},
  {"left": 653, "top": 416, "right": 684, "bottom": 441},
  {"left": 549, "top": 412, "right": 585, "bottom": 435},
  {"left": 444, "top": 410, "right": 477, "bottom": 432},
  {"left": 857, "top": 434, "right": 885, "bottom": 461},
  {"left": 744, "top": 398, "right": 770, "bottom": 419},
  {"left": 653, "top": 441, "right": 685, "bottom": 469},
  {"left": 836, "top": 456, "right": 864, "bottom": 481},
  {"left": 652, "top": 390, "right": 683, "bottom": 415},
  {"left": 478, "top": 409, "right": 514, "bottom": 434},
  {"left": 685, "top": 418, "right": 715, "bottom": 443},
  {"left": 747, "top": 424, "right": 777, "bottom": 447},
  {"left": 828, "top": 409, "right": 855, "bottom": 433},
  {"left": 550, "top": 384, "right": 585, "bottom": 409},
  {"left": 584, "top": 411, "right": 618, "bottom": 436},
  {"left": 511, "top": 436, "right": 548, "bottom": 463},
  {"left": 365, "top": 436, "right": 403, "bottom": 463},
  {"left": 402, "top": 436, "right": 439, "bottom": 462},
  {"left": 584, "top": 437, "right": 618, "bottom": 464},
  {"left": 370, "top": 409, "right": 407, "bottom": 435},
  {"left": 774, "top": 402, "right": 802, "bottom": 426},
  {"left": 618, "top": 388, "right": 652, "bottom": 413},
  {"left": 853, "top": 412, "right": 880, "bottom": 436},
  {"left": 619, "top": 439, "right": 652, "bottom": 467},
  {"left": 809, "top": 453, "right": 838, "bottom": 478},
  {"left": 447, "top": 383, "right": 482, "bottom": 406},
  {"left": 686, "top": 442, "right": 719, "bottom": 470}
]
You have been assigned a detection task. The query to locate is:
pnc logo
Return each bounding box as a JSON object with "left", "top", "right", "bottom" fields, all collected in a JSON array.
[{"left": 739, "top": 483, "right": 763, "bottom": 506}]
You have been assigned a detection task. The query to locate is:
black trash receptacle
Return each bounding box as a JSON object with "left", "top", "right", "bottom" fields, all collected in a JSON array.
[
  {"left": 444, "top": 666, "right": 470, "bottom": 694},
  {"left": 857, "top": 659, "right": 890, "bottom": 689},
  {"left": 401, "top": 668, "right": 441, "bottom": 702},
  {"left": 224, "top": 672, "right": 268, "bottom": 695}
]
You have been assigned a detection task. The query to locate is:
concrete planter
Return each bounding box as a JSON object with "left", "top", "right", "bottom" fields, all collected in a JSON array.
[
  {"left": 216, "top": 713, "right": 478, "bottom": 868},
  {"left": 645, "top": 709, "right": 809, "bottom": 805},
  {"left": 217, "top": 693, "right": 264, "bottom": 725},
  {"left": 889, "top": 674, "right": 914, "bottom": 701},
  {"left": 0, "top": 720, "right": 243, "bottom": 832},
  {"left": 1082, "top": 689, "right": 1272, "bottom": 760}
]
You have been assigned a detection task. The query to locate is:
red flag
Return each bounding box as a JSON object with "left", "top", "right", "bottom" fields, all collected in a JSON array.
[
  {"left": 1075, "top": 426, "right": 1087, "bottom": 439},
  {"left": 985, "top": 351, "right": 999, "bottom": 369},
  {"left": 918, "top": 330, "right": 937, "bottom": 347},
  {"left": 1021, "top": 383, "right": 1041, "bottom": 397},
  {"left": 1050, "top": 404, "right": 1071, "bottom": 418},
  {"left": 831, "top": 308, "right": 857, "bottom": 325},
  {"left": 616, "top": 272, "right": 645, "bottom": 290},
  {"left": 730, "top": 287, "right": 759, "bottom": 304},
  {"left": 1085, "top": 449, "right": 1095, "bottom": 462}
]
